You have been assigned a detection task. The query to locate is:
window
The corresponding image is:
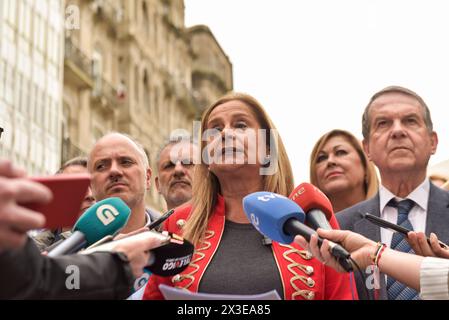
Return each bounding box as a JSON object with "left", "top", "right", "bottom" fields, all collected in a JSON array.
[
  {"left": 0, "top": 60, "right": 5, "bottom": 100},
  {"left": 19, "top": 1, "right": 31, "bottom": 39},
  {"left": 7, "top": 0, "right": 17, "bottom": 24},
  {"left": 4, "top": 64, "right": 14, "bottom": 105},
  {"left": 20, "top": 75, "right": 30, "bottom": 115},
  {"left": 142, "top": 1, "right": 150, "bottom": 38},
  {"left": 134, "top": 65, "right": 139, "bottom": 103},
  {"left": 92, "top": 48, "right": 103, "bottom": 94},
  {"left": 143, "top": 70, "right": 150, "bottom": 112}
]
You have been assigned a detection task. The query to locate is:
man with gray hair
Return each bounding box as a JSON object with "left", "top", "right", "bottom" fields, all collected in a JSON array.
[
  {"left": 337, "top": 86, "right": 449, "bottom": 300},
  {"left": 88, "top": 133, "right": 161, "bottom": 295},
  {"left": 155, "top": 137, "right": 198, "bottom": 211},
  {"left": 88, "top": 132, "right": 160, "bottom": 233}
]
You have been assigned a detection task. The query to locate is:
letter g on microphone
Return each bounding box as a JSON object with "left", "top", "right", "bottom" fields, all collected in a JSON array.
[{"left": 97, "top": 204, "right": 120, "bottom": 226}]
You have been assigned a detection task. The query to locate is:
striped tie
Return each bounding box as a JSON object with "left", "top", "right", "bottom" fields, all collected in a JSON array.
[{"left": 386, "top": 199, "right": 420, "bottom": 300}]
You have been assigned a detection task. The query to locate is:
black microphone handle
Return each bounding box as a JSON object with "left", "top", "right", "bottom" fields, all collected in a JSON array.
[
  {"left": 306, "top": 209, "right": 333, "bottom": 231},
  {"left": 284, "top": 218, "right": 353, "bottom": 272},
  {"left": 47, "top": 231, "right": 87, "bottom": 257}
]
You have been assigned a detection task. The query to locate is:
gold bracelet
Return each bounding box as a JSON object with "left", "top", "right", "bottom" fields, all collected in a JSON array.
[
  {"left": 374, "top": 243, "right": 387, "bottom": 266},
  {"left": 371, "top": 242, "right": 384, "bottom": 265}
]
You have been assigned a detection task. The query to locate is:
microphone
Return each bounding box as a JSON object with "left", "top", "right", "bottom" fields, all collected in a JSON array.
[
  {"left": 242, "top": 191, "right": 353, "bottom": 271},
  {"left": 148, "top": 208, "right": 175, "bottom": 230},
  {"left": 362, "top": 212, "right": 449, "bottom": 249},
  {"left": 289, "top": 182, "right": 334, "bottom": 231},
  {"left": 47, "top": 198, "right": 131, "bottom": 257},
  {"left": 81, "top": 231, "right": 194, "bottom": 276}
]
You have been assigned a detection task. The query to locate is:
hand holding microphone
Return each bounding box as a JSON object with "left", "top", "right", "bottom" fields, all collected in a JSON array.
[
  {"left": 94, "top": 229, "right": 170, "bottom": 278},
  {"left": 407, "top": 231, "right": 449, "bottom": 259},
  {"left": 242, "top": 191, "right": 353, "bottom": 271},
  {"left": 81, "top": 229, "right": 194, "bottom": 277},
  {"left": 294, "top": 229, "right": 378, "bottom": 272}
]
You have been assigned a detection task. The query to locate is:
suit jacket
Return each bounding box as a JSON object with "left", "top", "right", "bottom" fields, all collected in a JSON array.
[
  {"left": 337, "top": 182, "right": 449, "bottom": 300},
  {"left": 0, "top": 238, "right": 135, "bottom": 299}
]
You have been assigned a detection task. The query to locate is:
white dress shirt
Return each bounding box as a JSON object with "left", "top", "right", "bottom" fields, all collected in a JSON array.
[{"left": 379, "top": 179, "right": 430, "bottom": 247}]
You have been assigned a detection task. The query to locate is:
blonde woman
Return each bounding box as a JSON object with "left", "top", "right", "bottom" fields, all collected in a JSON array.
[
  {"left": 143, "top": 93, "right": 355, "bottom": 300},
  {"left": 310, "top": 129, "right": 379, "bottom": 213}
]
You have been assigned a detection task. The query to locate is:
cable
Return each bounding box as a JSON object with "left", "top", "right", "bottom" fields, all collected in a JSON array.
[
  {"left": 349, "top": 257, "right": 373, "bottom": 301},
  {"left": 349, "top": 271, "right": 356, "bottom": 300}
]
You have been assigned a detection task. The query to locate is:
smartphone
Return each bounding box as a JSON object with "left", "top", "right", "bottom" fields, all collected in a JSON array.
[
  {"left": 363, "top": 213, "right": 449, "bottom": 249},
  {"left": 25, "top": 174, "right": 91, "bottom": 229}
]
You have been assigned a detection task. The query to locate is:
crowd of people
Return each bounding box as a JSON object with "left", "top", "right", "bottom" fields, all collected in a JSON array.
[{"left": 1, "top": 85, "right": 449, "bottom": 300}]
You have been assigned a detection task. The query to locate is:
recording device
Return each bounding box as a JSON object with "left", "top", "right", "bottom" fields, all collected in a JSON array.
[
  {"left": 25, "top": 174, "right": 91, "bottom": 229},
  {"left": 47, "top": 197, "right": 131, "bottom": 257},
  {"left": 81, "top": 230, "right": 194, "bottom": 276},
  {"left": 362, "top": 212, "right": 449, "bottom": 249},
  {"left": 242, "top": 191, "right": 353, "bottom": 271}
]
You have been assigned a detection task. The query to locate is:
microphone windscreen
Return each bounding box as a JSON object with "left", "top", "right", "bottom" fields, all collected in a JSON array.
[
  {"left": 148, "top": 235, "right": 194, "bottom": 276},
  {"left": 243, "top": 192, "right": 305, "bottom": 244},
  {"left": 74, "top": 197, "right": 131, "bottom": 245},
  {"left": 289, "top": 183, "right": 334, "bottom": 220}
]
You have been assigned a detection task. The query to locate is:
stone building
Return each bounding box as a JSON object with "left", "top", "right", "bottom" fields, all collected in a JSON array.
[{"left": 62, "top": 0, "right": 233, "bottom": 211}]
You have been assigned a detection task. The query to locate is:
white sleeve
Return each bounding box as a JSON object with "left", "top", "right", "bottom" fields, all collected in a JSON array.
[{"left": 420, "top": 257, "right": 449, "bottom": 300}]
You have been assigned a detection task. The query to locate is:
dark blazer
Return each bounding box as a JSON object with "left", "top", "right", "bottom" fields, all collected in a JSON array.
[
  {"left": 0, "top": 238, "right": 135, "bottom": 299},
  {"left": 337, "top": 182, "right": 449, "bottom": 300}
]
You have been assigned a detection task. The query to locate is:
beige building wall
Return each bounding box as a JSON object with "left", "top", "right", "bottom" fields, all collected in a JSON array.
[
  {"left": 63, "top": 0, "right": 233, "bottom": 212},
  {"left": 188, "top": 25, "right": 233, "bottom": 114}
]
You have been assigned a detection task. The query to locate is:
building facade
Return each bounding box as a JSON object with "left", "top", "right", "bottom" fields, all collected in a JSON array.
[
  {"left": 62, "top": 0, "right": 233, "bottom": 211},
  {"left": 0, "top": 0, "right": 65, "bottom": 175}
]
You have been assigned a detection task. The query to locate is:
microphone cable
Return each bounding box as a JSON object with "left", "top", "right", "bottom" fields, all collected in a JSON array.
[{"left": 349, "top": 257, "right": 373, "bottom": 301}]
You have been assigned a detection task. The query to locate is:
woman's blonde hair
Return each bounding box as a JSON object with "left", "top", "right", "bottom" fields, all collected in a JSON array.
[
  {"left": 183, "top": 92, "right": 294, "bottom": 245},
  {"left": 309, "top": 129, "right": 378, "bottom": 200}
]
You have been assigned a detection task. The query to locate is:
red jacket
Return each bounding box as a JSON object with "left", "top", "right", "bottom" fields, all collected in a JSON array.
[{"left": 143, "top": 195, "right": 357, "bottom": 300}]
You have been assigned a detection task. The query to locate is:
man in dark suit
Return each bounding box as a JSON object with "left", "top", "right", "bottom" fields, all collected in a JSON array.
[{"left": 337, "top": 86, "right": 449, "bottom": 300}]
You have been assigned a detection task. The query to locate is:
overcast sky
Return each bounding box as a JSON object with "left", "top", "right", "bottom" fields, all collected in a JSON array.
[{"left": 185, "top": 0, "right": 449, "bottom": 184}]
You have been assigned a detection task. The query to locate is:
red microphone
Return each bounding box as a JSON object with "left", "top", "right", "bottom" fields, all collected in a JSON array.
[{"left": 289, "top": 182, "right": 334, "bottom": 230}]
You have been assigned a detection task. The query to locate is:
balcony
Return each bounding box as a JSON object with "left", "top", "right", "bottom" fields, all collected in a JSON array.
[
  {"left": 64, "top": 38, "right": 94, "bottom": 89},
  {"left": 61, "top": 138, "right": 85, "bottom": 165},
  {"left": 90, "top": 0, "right": 123, "bottom": 31},
  {"left": 91, "top": 76, "right": 123, "bottom": 112},
  {"left": 174, "top": 81, "right": 201, "bottom": 117}
]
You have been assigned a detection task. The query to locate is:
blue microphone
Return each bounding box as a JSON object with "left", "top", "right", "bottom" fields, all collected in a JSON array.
[
  {"left": 243, "top": 192, "right": 305, "bottom": 244},
  {"left": 243, "top": 192, "right": 353, "bottom": 272}
]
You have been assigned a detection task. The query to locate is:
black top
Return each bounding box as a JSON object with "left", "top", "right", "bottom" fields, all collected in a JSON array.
[{"left": 199, "top": 220, "right": 284, "bottom": 298}]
